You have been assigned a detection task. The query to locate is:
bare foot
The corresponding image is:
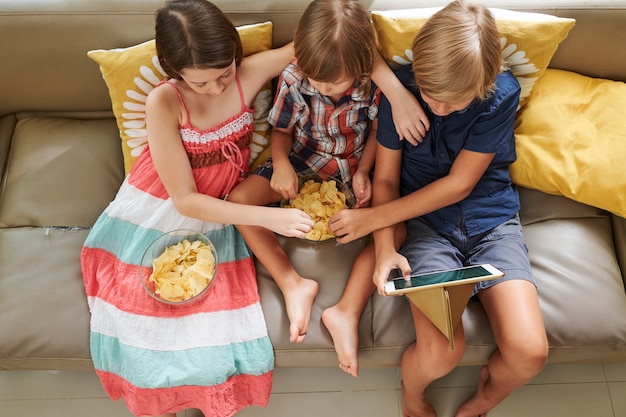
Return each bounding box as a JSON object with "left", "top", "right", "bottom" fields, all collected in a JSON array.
[
  {"left": 401, "top": 380, "right": 437, "bottom": 417},
  {"left": 321, "top": 304, "right": 360, "bottom": 376},
  {"left": 283, "top": 277, "right": 318, "bottom": 343},
  {"left": 454, "top": 365, "right": 492, "bottom": 417}
]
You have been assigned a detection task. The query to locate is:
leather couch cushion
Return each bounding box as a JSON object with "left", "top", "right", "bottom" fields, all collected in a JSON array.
[
  {"left": 0, "top": 227, "right": 93, "bottom": 370},
  {"left": 0, "top": 115, "right": 124, "bottom": 370},
  {"left": 614, "top": 216, "right": 626, "bottom": 278},
  {"left": 0, "top": 115, "right": 17, "bottom": 178},
  {"left": 519, "top": 187, "right": 626, "bottom": 362},
  {"left": 0, "top": 115, "right": 123, "bottom": 228}
]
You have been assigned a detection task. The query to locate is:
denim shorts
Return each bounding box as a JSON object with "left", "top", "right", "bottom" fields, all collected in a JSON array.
[
  {"left": 253, "top": 154, "right": 316, "bottom": 180},
  {"left": 253, "top": 154, "right": 355, "bottom": 192},
  {"left": 399, "top": 214, "right": 535, "bottom": 298}
]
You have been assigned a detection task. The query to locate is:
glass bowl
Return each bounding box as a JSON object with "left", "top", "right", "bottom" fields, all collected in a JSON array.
[
  {"left": 139, "top": 229, "right": 218, "bottom": 305},
  {"left": 281, "top": 173, "right": 355, "bottom": 242}
]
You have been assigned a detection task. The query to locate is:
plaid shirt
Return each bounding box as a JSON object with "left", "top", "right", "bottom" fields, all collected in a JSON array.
[{"left": 268, "top": 62, "right": 380, "bottom": 184}]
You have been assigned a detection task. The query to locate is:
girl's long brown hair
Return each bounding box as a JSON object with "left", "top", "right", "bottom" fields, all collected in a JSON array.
[{"left": 155, "top": 0, "right": 243, "bottom": 80}]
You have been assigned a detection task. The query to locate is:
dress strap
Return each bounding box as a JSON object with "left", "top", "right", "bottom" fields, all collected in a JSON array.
[
  {"left": 234, "top": 73, "right": 247, "bottom": 112},
  {"left": 157, "top": 80, "right": 192, "bottom": 127}
]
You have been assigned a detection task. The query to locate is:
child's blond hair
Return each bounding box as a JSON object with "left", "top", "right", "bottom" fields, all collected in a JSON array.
[
  {"left": 294, "top": 0, "right": 377, "bottom": 94},
  {"left": 412, "top": 0, "right": 502, "bottom": 103}
]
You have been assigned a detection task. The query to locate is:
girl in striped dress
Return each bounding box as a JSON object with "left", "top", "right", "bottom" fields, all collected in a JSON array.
[{"left": 80, "top": 1, "right": 314, "bottom": 416}]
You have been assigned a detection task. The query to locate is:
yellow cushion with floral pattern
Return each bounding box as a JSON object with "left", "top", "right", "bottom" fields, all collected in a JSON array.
[
  {"left": 371, "top": 8, "right": 575, "bottom": 109},
  {"left": 512, "top": 68, "right": 626, "bottom": 217},
  {"left": 88, "top": 21, "right": 273, "bottom": 175}
]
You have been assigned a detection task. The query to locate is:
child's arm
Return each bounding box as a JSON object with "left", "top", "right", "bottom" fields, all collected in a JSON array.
[
  {"left": 238, "top": 42, "right": 294, "bottom": 107},
  {"left": 331, "top": 148, "right": 495, "bottom": 243},
  {"left": 371, "top": 143, "right": 411, "bottom": 294},
  {"left": 268, "top": 126, "right": 299, "bottom": 200},
  {"left": 370, "top": 53, "right": 429, "bottom": 146},
  {"left": 352, "top": 120, "right": 377, "bottom": 208},
  {"left": 145, "top": 84, "right": 313, "bottom": 237}
]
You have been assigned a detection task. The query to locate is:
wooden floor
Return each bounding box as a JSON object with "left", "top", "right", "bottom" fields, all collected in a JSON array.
[{"left": 2, "top": 363, "right": 626, "bottom": 416}]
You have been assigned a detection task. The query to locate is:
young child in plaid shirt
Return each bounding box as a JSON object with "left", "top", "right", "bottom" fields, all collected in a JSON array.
[{"left": 228, "top": 0, "right": 428, "bottom": 345}]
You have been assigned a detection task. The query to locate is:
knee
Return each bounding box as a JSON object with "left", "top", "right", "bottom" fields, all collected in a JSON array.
[
  {"left": 227, "top": 176, "right": 273, "bottom": 206},
  {"left": 523, "top": 330, "right": 549, "bottom": 369},
  {"left": 227, "top": 181, "right": 260, "bottom": 205},
  {"left": 226, "top": 184, "right": 245, "bottom": 203},
  {"left": 408, "top": 333, "right": 466, "bottom": 378},
  {"left": 503, "top": 331, "right": 549, "bottom": 378}
]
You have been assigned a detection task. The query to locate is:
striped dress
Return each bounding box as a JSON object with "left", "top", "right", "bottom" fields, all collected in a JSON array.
[{"left": 81, "top": 78, "right": 274, "bottom": 416}]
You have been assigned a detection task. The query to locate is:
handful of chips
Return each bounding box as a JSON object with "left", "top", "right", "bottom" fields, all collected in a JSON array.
[
  {"left": 284, "top": 179, "right": 350, "bottom": 241},
  {"left": 148, "top": 238, "right": 216, "bottom": 302}
]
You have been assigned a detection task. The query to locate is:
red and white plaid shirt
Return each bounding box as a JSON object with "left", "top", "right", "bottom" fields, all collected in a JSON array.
[{"left": 268, "top": 62, "right": 380, "bottom": 184}]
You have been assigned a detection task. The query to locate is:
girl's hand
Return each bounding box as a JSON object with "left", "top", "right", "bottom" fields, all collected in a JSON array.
[
  {"left": 328, "top": 208, "right": 373, "bottom": 243},
  {"left": 391, "top": 88, "right": 429, "bottom": 146},
  {"left": 265, "top": 208, "right": 314, "bottom": 238},
  {"left": 351, "top": 171, "right": 372, "bottom": 209},
  {"left": 373, "top": 249, "right": 411, "bottom": 296},
  {"left": 270, "top": 164, "right": 299, "bottom": 200}
]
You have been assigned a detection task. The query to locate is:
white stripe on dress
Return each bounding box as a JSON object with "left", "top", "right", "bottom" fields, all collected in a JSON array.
[
  {"left": 88, "top": 296, "right": 269, "bottom": 351},
  {"left": 104, "top": 181, "right": 227, "bottom": 233}
]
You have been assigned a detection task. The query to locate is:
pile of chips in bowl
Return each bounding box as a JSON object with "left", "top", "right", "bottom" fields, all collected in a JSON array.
[
  {"left": 282, "top": 174, "right": 355, "bottom": 241},
  {"left": 140, "top": 229, "right": 218, "bottom": 304}
]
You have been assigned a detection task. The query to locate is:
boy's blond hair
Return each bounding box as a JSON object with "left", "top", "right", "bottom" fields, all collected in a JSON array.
[
  {"left": 294, "top": 0, "right": 377, "bottom": 94},
  {"left": 412, "top": 0, "right": 502, "bottom": 103}
]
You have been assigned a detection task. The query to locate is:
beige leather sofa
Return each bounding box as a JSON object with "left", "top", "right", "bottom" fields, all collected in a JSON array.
[{"left": 1, "top": 0, "right": 625, "bottom": 372}]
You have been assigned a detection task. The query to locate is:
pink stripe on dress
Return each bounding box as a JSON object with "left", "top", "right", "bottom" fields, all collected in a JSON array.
[
  {"left": 97, "top": 369, "right": 273, "bottom": 417},
  {"left": 82, "top": 246, "right": 259, "bottom": 317}
]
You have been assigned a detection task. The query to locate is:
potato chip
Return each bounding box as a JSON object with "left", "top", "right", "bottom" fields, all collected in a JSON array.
[
  {"left": 284, "top": 179, "right": 349, "bottom": 241},
  {"left": 148, "top": 239, "right": 216, "bottom": 302}
]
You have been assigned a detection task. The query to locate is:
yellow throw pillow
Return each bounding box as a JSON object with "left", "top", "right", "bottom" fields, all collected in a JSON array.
[
  {"left": 371, "top": 8, "right": 575, "bottom": 109},
  {"left": 511, "top": 69, "right": 626, "bottom": 217},
  {"left": 88, "top": 21, "right": 273, "bottom": 175}
]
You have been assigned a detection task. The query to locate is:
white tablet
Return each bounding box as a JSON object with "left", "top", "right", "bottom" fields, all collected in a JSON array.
[{"left": 384, "top": 263, "right": 504, "bottom": 295}]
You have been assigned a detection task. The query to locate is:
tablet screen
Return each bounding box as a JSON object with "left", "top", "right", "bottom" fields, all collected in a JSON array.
[{"left": 390, "top": 265, "right": 494, "bottom": 290}]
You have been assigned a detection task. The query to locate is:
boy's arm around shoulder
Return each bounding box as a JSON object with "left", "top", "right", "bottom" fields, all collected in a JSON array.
[{"left": 370, "top": 53, "right": 429, "bottom": 144}]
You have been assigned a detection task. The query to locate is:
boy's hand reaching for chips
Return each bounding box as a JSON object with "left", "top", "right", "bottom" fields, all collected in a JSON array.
[
  {"left": 329, "top": 207, "right": 373, "bottom": 244},
  {"left": 351, "top": 171, "right": 372, "bottom": 209},
  {"left": 270, "top": 162, "right": 299, "bottom": 200}
]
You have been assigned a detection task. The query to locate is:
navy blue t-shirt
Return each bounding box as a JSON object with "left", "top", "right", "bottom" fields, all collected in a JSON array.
[{"left": 377, "top": 65, "right": 521, "bottom": 237}]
